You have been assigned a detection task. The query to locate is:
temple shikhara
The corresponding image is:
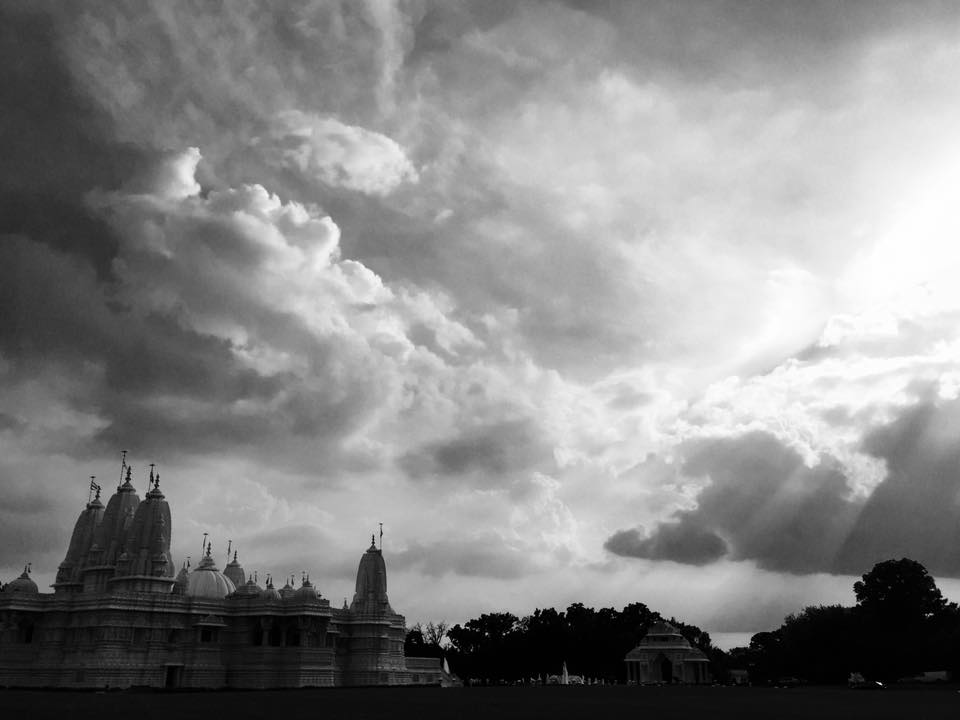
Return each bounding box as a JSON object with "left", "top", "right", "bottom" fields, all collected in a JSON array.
[{"left": 0, "top": 462, "right": 446, "bottom": 689}]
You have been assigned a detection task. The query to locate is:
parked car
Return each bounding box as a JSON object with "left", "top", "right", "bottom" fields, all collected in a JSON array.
[
  {"left": 774, "top": 676, "right": 804, "bottom": 688},
  {"left": 848, "top": 672, "right": 884, "bottom": 689}
]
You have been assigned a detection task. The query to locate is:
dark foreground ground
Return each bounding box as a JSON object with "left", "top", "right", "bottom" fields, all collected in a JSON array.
[{"left": 3, "top": 684, "right": 959, "bottom": 720}]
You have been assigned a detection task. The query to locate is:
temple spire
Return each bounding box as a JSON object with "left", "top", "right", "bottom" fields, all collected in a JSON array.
[
  {"left": 88, "top": 476, "right": 101, "bottom": 503},
  {"left": 118, "top": 449, "right": 128, "bottom": 490}
]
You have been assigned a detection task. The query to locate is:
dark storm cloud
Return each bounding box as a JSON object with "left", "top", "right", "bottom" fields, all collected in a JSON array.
[
  {"left": 0, "top": 231, "right": 384, "bottom": 474},
  {"left": 0, "top": 4, "right": 147, "bottom": 273},
  {"left": 604, "top": 523, "right": 727, "bottom": 566},
  {"left": 0, "top": 7, "right": 297, "bottom": 460},
  {"left": 609, "top": 401, "right": 960, "bottom": 577},
  {"left": 0, "top": 237, "right": 263, "bottom": 397},
  {"left": 399, "top": 417, "right": 555, "bottom": 481},
  {"left": 0, "top": 237, "right": 290, "bottom": 455},
  {"left": 606, "top": 432, "right": 860, "bottom": 573}
]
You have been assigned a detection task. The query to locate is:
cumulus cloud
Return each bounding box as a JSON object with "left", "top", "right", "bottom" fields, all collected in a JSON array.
[
  {"left": 4, "top": 144, "right": 497, "bottom": 481},
  {"left": 77, "top": 149, "right": 409, "bottom": 459},
  {"left": 12, "top": 0, "right": 960, "bottom": 636},
  {"left": 266, "top": 111, "right": 417, "bottom": 196},
  {"left": 123, "top": 147, "right": 203, "bottom": 200}
]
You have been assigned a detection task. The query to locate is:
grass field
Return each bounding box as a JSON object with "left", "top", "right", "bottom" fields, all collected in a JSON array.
[{"left": 2, "top": 684, "right": 959, "bottom": 720}]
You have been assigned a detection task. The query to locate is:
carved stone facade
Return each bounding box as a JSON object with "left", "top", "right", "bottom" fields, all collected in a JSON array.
[{"left": 0, "top": 468, "right": 443, "bottom": 689}]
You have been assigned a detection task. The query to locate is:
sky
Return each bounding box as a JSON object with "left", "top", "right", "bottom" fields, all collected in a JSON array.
[{"left": 4, "top": 0, "right": 960, "bottom": 648}]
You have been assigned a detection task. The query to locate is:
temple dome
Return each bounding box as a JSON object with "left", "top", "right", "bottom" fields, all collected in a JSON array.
[
  {"left": 6, "top": 566, "right": 38, "bottom": 594},
  {"left": 279, "top": 577, "right": 296, "bottom": 599},
  {"left": 185, "top": 547, "right": 236, "bottom": 599},
  {"left": 294, "top": 576, "right": 318, "bottom": 602}
]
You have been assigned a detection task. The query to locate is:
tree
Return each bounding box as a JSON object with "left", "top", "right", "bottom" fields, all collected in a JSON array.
[
  {"left": 852, "top": 559, "right": 949, "bottom": 680},
  {"left": 448, "top": 612, "right": 522, "bottom": 681},
  {"left": 404, "top": 621, "right": 447, "bottom": 658},
  {"left": 853, "top": 558, "right": 946, "bottom": 621},
  {"left": 776, "top": 605, "right": 860, "bottom": 683},
  {"left": 404, "top": 624, "right": 428, "bottom": 656},
  {"left": 424, "top": 620, "right": 449, "bottom": 647}
]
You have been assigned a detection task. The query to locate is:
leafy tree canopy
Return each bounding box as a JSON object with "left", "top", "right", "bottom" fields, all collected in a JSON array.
[{"left": 853, "top": 557, "right": 946, "bottom": 620}]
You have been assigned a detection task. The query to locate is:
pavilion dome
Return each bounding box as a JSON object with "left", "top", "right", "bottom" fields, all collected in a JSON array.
[
  {"left": 648, "top": 621, "right": 683, "bottom": 636},
  {"left": 279, "top": 577, "right": 296, "bottom": 599},
  {"left": 294, "top": 576, "right": 318, "bottom": 602},
  {"left": 6, "top": 566, "right": 38, "bottom": 594},
  {"left": 627, "top": 621, "right": 706, "bottom": 657},
  {"left": 234, "top": 576, "right": 262, "bottom": 597},
  {"left": 260, "top": 577, "right": 281, "bottom": 601},
  {"left": 185, "top": 546, "right": 236, "bottom": 599}
]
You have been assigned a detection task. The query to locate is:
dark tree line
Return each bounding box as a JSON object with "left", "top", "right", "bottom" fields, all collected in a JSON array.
[
  {"left": 407, "top": 602, "right": 722, "bottom": 683},
  {"left": 406, "top": 558, "right": 960, "bottom": 686},
  {"left": 731, "top": 558, "right": 960, "bottom": 684}
]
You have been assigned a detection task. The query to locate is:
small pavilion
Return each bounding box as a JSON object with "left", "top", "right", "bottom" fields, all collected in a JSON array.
[{"left": 624, "top": 621, "right": 711, "bottom": 684}]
